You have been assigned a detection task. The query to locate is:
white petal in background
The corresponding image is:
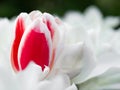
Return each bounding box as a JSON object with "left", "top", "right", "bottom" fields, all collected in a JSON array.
[
  {"left": 78, "top": 68, "right": 120, "bottom": 90},
  {"left": 0, "top": 62, "right": 77, "bottom": 90},
  {"left": 0, "top": 18, "right": 15, "bottom": 70}
]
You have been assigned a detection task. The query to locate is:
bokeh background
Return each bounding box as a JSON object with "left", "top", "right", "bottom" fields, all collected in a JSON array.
[{"left": 0, "top": 0, "right": 120, "bottom": 18}]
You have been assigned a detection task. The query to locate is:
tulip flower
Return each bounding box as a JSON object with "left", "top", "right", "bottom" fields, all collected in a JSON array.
[{"left": 11, "top": 11, "right": 63, "bottom": 71}]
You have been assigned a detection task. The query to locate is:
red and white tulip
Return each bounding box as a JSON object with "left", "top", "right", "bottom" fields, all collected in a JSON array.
[{"left": 11, "top": 11, "right": 62, "bottom": 72}]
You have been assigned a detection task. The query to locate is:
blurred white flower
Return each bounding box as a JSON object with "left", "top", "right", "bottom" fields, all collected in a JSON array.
[
  {"left": 63, "top": 6, "right": 120, "bottom": 89},
  {"left": 0, "top": 18, "right": 15, "bottom": 69}
]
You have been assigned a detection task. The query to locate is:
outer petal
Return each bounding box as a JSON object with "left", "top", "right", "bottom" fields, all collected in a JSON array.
[
  {"left": 18, "top": 19, "right": 52, "bottom": 70},
  {"left": 11, "top": 14, "right": 26, "bottom": 71}
]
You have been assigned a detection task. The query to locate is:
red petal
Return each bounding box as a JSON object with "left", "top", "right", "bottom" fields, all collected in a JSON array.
[
  {"left": 19, "top": 26, "right": 49, "bottom": 70},
  {"left": 11, "top": 17, "right": 25, "bottom": 71}
]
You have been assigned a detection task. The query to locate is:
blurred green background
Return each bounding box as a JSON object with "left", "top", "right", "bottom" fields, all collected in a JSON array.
[{"left": 0, "top": 0, "right": 120, "bottom": 18}]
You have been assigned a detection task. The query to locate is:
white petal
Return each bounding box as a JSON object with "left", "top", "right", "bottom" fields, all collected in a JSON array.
[
  {"left": 78, "top": 67, "right": 120, "bottom": 90},
  {"left": 29, "top": 10, "right": 42, "bottom": 21},
  {"left": 104, "top": 16, "right": 120, "bottom": 29},
  {"left": 17, "top": 62, "right": 50, "bottom": 90},
  {"left": 37, "top": 74, "right": 77, "bottom": 90},
  {"left": 65, "top": 84, "right": 77, "bottom": 90},
  {"left": 53, "top": 42, "right": 83, "bottom": 78},
  {"left": 0, "top": 18, "right": 15, "bottom": 69},
  {"left": 72, "top": 43, "right": 96, "bottom": 84},
  {"left": 84, "top": 6, "right": 103, "bottom": 31}
]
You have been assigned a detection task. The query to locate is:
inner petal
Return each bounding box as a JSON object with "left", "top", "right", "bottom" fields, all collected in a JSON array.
[{"left": 19, "top": 27, "right": 49, "bottom": 70}]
